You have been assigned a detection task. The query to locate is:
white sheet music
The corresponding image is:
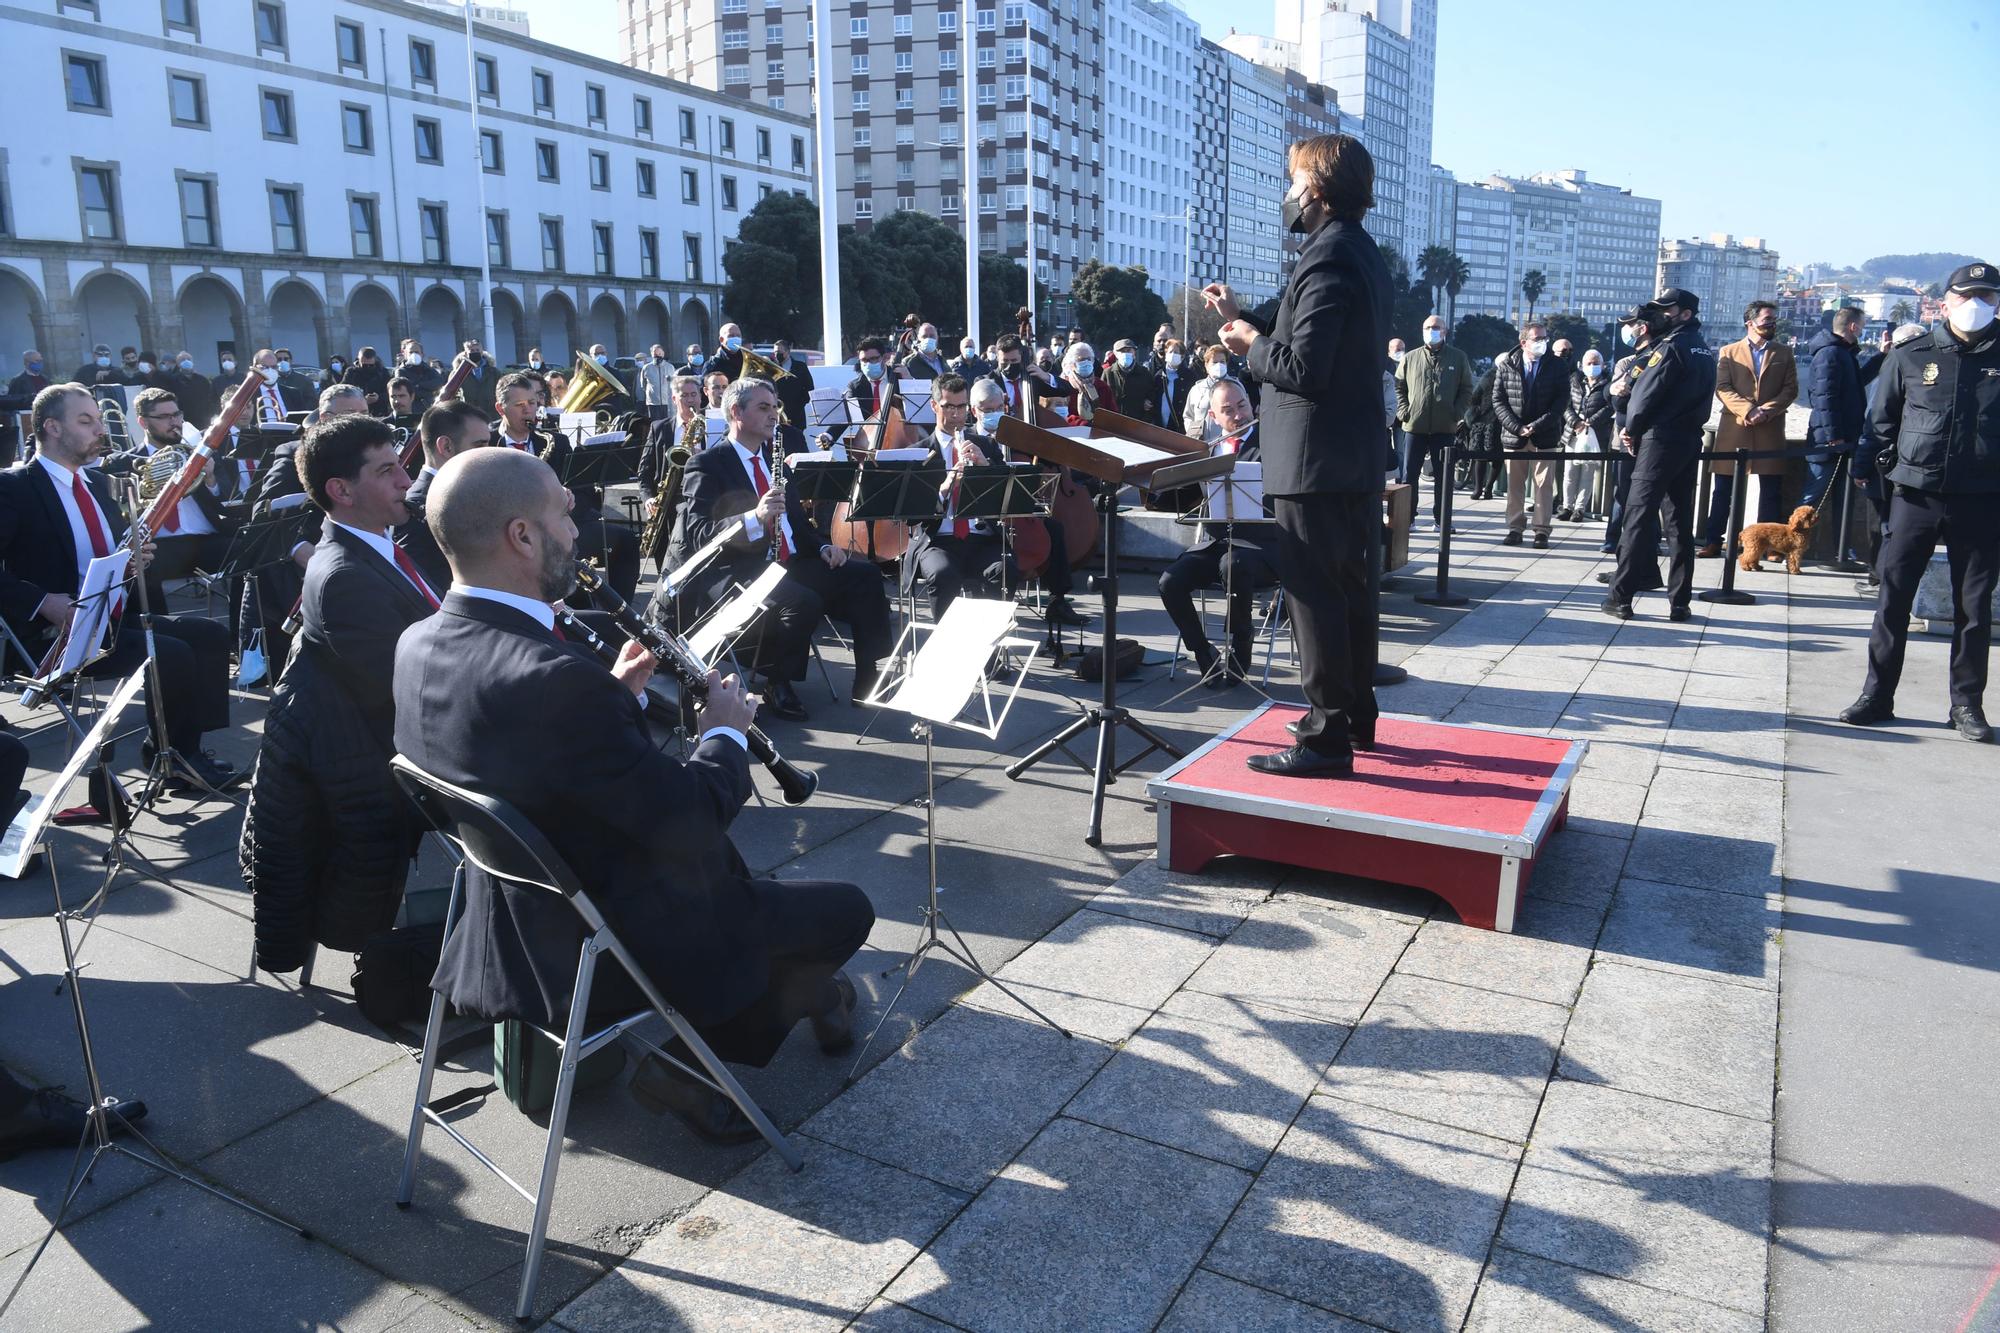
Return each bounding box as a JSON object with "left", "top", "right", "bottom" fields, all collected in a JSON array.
[
  {"left": 0, "top": 668, "right": 147, "bottom": 877},
  {"left": 902, "top": 386, "right": 935, "bottom": 427},
  {"left": 23, "top": 549, "right": 131, "bottom": 704},
  {"left": 806, "top": 389, "right": 853, "bottom": 430},
  {"left": 1089, "top": 438, "right": 1178, "bottom": 470},
  {"left": 1202, "top": 459, "right": 1269, "bottom": 523},
  {"left": 690, "top": 563, "right": 787, "bottom": 667},
  {"left": 884, "top": 597, "right": 1017, "bottom": 725}
]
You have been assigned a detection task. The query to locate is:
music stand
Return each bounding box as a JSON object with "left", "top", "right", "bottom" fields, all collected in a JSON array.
[
  {"left": 218, "top": 505, "right": 317, "bottom": 691},
  {"left": 786, "top": 457, "right": 861, "bottom": 511},
  {"left": 845, "top": 456, "right": 943, "bottom": 744},
  {"left": 997, "top": 410, "right": 1205, "bottom": 846},
  {"left": 956, "top": 462, "right": 1051, "bottom": 656},
  {"left": 846, "top": 598, "right": 1067, "bottom": 1080},
  {"left": 1160, "top": 453, "right": 1280, "bottom": 705},
  {"left": 555, "top": 440, "right": 643, "bottom": 493},
  {"left": 0, "top": 668, "right": 308, "bottom": 1321}
]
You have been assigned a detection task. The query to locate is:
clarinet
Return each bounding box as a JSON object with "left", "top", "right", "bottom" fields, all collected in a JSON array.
[
  {"left": 571, "top": 565, "right": 818, "bottom": 806},
  {"left": 764, "top": 432, "right": 789, "bottom": 564}
]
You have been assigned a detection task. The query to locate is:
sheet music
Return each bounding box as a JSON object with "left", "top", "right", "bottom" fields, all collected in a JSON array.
[
  {"left": 0, "top": 667, "right": 147, "bottom": 877},
  {"left": 873, "top": 448, "right": 931, "bottom": 463},
  {"left": 1202, "top": 459, "right": 1270, "bottom": 523},
  {"left": 806, "top": 390, "right": 854, "bottom": 430},
  {"left": 703, "top": 413, "right": 730, "bottom": 448},
  {"left": 24, "top": 550, "right": 131, "bottom": 703},
  {"left": 884, "top": 597, "right": 1017, "bottom": 725},
  {"left": 582, "top": 430, "right": 628, "bottom": 447},
  {"left": 902, "top": 386, "right": 935, "bottom": 427},
  {"left": 1091, "top": 438, "right": 1178, "bottom": 470},
  {"left": 690, "top": 564, "right": 787, "bottom": 666}
]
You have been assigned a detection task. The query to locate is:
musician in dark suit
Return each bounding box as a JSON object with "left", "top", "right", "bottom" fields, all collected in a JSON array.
[
  {"left": 112, "top": 387, "right": 242, "bottom": 610},
  {"left": 494, "top": 372, "right": 642, "bottom": 602},
  {"left": 400, "top": 447, "right": 871, "bottom": 1141},
  {"left": 397, "top": 399, "right": 491, "bottom": 590},
  {"left": 905, "top": 375, "right": 1006, "bottom": 622},
  {"left": 242, "top": 414, "right": 439, "bottom": 972},
  {"left": 963, "top": 377, "right": 1086, "bottom": 625},
  {"left": 0, "top": 386, "right": 236, "bottom": 797},
  {"left": 845, "top": 336, "right": 904, "bottom": 437},
  {"left": 769, "top": 338, "right": 813, "bottom": 430},
  {"left": 667, "top": 377, "right": 892, "bottom": 721},
  {"left": 1158, "top": 379, "right": 1283, "bottom": 686},
  {"left": 1211, "top": 133, "right": 1392, "bottom": 775},
  {"left": 983, "top": 334, "right": 1068, "bottom": 419}
]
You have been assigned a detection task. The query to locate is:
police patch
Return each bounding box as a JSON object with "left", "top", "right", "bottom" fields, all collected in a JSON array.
[
  {"left": 1646, "top": 352, "right": 1662, "bottom": 368},
  {"left": 1922, "top": 362, "right": 1940, "bottom": 385}
]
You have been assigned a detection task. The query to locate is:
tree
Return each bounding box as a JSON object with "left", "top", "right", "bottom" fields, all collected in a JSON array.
[
  {"left": 837, "top": 229, "right": 918, "bottom": 351},
  {"left": 1417, "top": 244, "right": 1460, "bottom": 315},
  {"left": 1168, "top": 283, "right": 1228, "bottom": 351},
  {"left": 1521, "top": 270, "right": 1547, "bottom": 321},
  {"left": 1545, "top": 313, "right": 1596, "bottom": 357},
  {"left": 1444, "top": 254, "right": 1471, "bottom": 327},
  {"left": 727, "top": 190, "right": 823, "bottom": 344},
  {"left": 721, "top": 242, "right": 803, "bottom": 345},
  {"left": 1888, "top": 299, "right": 1916, "bottom": 325},
  {"left": 1069, "top": 259, "right": 1168, "bottom": 353},
  {"left": 868, "top": 209, "right": 967, "bottom": 337},
  {"left": 978, "top": 256, "right": 1027, "bottom": 346},
  {"left": 1453, "top": 313, "right": 1519, "bottom": 363}
]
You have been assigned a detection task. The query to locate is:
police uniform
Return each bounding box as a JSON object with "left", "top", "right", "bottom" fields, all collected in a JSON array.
[
  {"left": 1604, "top": 289, "right": 1717, "bottom": 618},
  {"left": 1844, "top": 262, "right": 2000, "bottom": 739}
]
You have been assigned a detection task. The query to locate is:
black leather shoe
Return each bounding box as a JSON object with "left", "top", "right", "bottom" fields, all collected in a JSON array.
[
  {"left": 1046, "top": 597, "right": 1090, "bottom": 627},
  {"left": 169, "top": 750, "right": 243, "bottom": 794},
  {"left": 1350, "top": 718, "right": 1377, "bottom": 752},
  {"left": 628, "top": 1055, "right": 762, "bottom": 1146},
  {"left": 1950, "top": 705, "right": 1992, "bottom": 742},
  {"left": 811, "top": 972, "right": 858, "bottom": 1054},
  {"left": 1669, "top": 604, "right": 1692, "bottom": 622},
  {"left": 1502, "top": 530, "right": 1523, "bottom": 546},
  {"left": 764, "top": 681, "right": 809, "bottom": 722},
  {"left": 1839, "top": 695, "right": 1895, "bottom": 726},
  {"left": 1595, "top": 571, "right": 1615, "bottom": 584},
  {"left": 1600, "top": 598, "right": 1633, "bottom": 620},
  {"left": 1532, "top": 532, "right": 1549, "bottom": 549},
  {"left": 1247, "top": 743, "right": 1354, "bottom": 777},
  {"left": 0, "top": 1089, "right": 148, "bottom": 1162}
]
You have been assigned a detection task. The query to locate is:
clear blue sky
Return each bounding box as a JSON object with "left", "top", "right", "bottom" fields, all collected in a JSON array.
[{"left": 520, "top": 0, "right": 1997, "bottom": 268}]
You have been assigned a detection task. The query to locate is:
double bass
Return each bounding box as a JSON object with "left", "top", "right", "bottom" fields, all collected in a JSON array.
[{"left": 828, "top": 395, "right": 922, "bottom": 563}]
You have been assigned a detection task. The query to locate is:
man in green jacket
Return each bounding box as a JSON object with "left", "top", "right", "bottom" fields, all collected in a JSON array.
[{"left": 1394, "top": 314, "right": 1475, "bottom": 527}]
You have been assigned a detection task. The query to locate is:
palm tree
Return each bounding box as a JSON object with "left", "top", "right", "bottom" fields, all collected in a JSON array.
[
  {"left": 1417, "top": 244, "right": 1457, "bottom": 314},
  {"left": 1888, "top": 299, "right": 1916, "bottom": 325},
  {"left": 1521, "top": 270, "right": 1547, "bottom": 321},
  {"left": 1444, "top": 255, "right": 1470, "bottom": 328}
]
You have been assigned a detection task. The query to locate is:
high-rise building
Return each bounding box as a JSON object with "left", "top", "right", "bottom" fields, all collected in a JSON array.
[
  {"left": 1220, "top": 47, "right": 1289, "bottom": 308},
  {"left": 1426, "top": 168, "right": 1661, "bottom": 328},
  {"left": 1656, "top": 234, "right": 1781, "bottom": 329},
  {"left": 1102, "top": 0, "right": 1201, "bottom": 300},
  {"left": 1190, "top": 42, "right": 1232, "bottom": 308},
  {"left": 623, "top": 0, "right": 1105, "bottom": 305},
  {"left": 1274, "top": 0, "right": 1436, "bottom": 263},
  {"left": 1217, "top": 33, "right": 1341, "bottom": 274}
]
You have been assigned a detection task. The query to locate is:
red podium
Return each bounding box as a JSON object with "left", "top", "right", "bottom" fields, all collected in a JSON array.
[{"left": 1146, "top": 703, "right": 1585, "bottom": 932}]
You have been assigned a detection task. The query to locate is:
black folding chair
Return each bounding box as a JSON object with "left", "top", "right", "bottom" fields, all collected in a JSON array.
[{"left": 387, "top": 754, "right": 802, "bottom": 1324}]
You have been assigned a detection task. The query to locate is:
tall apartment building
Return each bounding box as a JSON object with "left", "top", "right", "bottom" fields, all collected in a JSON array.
[
  {"left": 1427, "top": 168, "right": 1661, "bottom": 327},
  {"left": 1217, "top": 33, "right": 1340, "bottom": 276},
  {"left": 1275, "top": 0, "right": 1435, "bottom": 264},
  {"left": 1656, "top": 234, "right": 1781, "bottom": 328},
  {"left": 2, "top": 0, "right": 812, "bottom": 369},
  {"left": 1190, "top": 42, "right": 1232, "bottom": 307},
  {"left": 624, "top": 0, "right": 1104, "bottom": 303},
  {"left": 1102, "top": 0, "right": 1201, "bottom": 300}
]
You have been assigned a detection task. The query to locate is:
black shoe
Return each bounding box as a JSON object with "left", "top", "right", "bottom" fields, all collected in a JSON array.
[
  {"left": 1595, "top": 571, "right": 1615, "bottom": 585},
  {"left": 1669, "top": 605, "right": 1692, "bottom": 622},
  {"left": 1246, "top": 743, "right": 1354, "bottom": 777},
  {"left": 1950, "top": 705, "right": 1992, "bottom": 742},
  {"left": 0, "top": 1089, "right": 149, "bottom": 1162},
  {"left": 1046, "top": 597, "right": 1090, "bottom": 627},
  {"left": 811, "top": 972, "right": 858, "bottom": 1054},
  {"left": 1502, "top": 530, "right": 1523, "bottom": 547},
  {"left": 1532, "top": 532, "right": 1549, "bottom": 549},
  {"left": 1600, "top": 598, "right": 1633, "bottom": 621},
  {"left": 764, "top": 681, "right": 809, "bottom": 722},
  {"left": 628, "top": 1055, "right": 762, "bottom": 1146},
  {"left": 1839, "top": 695, "right": 1895, "bottom": 726},
  {"left": 851, "top": 664, "right": 882, "bottom": 708},
  {"left": 169, "top": 750, "right": 242, "bottom": 794},
  {"left": 1350, "top": 718, "right": 1377, "bottom": 752}
]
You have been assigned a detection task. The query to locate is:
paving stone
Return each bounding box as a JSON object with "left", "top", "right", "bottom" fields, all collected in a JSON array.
[
  {"left": 958, "top": 906, "right": 1217, "bottom": 1042},
  {"left": 1377, "top": 680, "right": 1474, "bottom": 719},
  {"left": 1658, "top": 701, "right": 1788, "bottom": 778},
  {"left": 885, "top": 1117, "right": 1249, "bottom": 1333},
  {"left": 1085, "top": 856, "right": 1282, "bottom": 940},
  {"left": 1205, "top": 1095, "right": 1521, "bottom": 1333},
  {"left": 1499, "top": 1080, "right": 1771, "bottom": 1316},
  {"left": 551, "top": 1139, "right": 968, "bottom": 1333},
  {"left": 1597, "top": 878, "right": 1780, "bottom": 989},
  {"left": 1398, "top": 652, "right": 1502, "bottom": 686},
  {"left": 1444, "top": 699, "right": 1563, "bottom": 733},
  {"left": 800, "top": 1003, "right": 1112, "bottom": 1194},
  {"left": 1489, "top": 653, "right": 1599, "bottom": 688},
  {"left": 1319, "top": 974, "right": 1568, "bottom": 1143},
  {"left": 1637, "top": 767, "right": 1781, "bottom": 842},
  {"left": 1562, "top": 777, "right": 1647, "bottom": 840},
  {"left": 1552, "top": 695, "right": 1677, "bottom": 746},
  {"left": 1528, "top": 829, "right": 1628, "bottom": 910},
  {"left": 1182, "top": 896, "right": 1417, "bottom": 1025},
  {"left": 1559, "top": 962, "right": 1776, "bottom": 1122},
  {"left": 1623, "top": 824, "right": 1779, "bottom": 899},
  {"left": 1396, "top": 895, "right": 1602, "bottom": 1006},
  {"left": 1066, "top": 990, "right": 1350, "bottom": 1171},
  {"left": 1576, "top": 739, "right": 1661, "bottom": 785},
  {"left": 845, "top": 1299, "right": 961, "bottom": 1330},
  {"left": 1157, "top": 1269, "right": 1375, "bottom": 1332},
  {"left": 1465, "top": 1248, "right": 1762, "bottom": 1333}
]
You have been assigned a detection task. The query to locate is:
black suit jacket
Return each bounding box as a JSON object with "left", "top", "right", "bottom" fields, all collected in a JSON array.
[
  {"left": 395, "top": 592, "right": 761, "bottom": 1027},
  {"left": 1104, "top": 364, "right": 1159, "bottom": 425},
  {"left": 296, "top": 524, "right": 437, "bottom": 748},
  {"left": 1243, "top": 218, "right": 1393, "bottom": 496},
  {"left": 0, "top": 460, "right": 130, "bottom": 652},
  {"left": 1156, "top": 370, "right": 1194, "bottom": 431},
  {"left": 981, "top": 367, "right": 1068, "bottom": 423},
  {"left": 395, "top": 468, "right": 450, "bottom": 591},
  {"left": 845, "top": 373, "right": 902, "bottom": 429},
  {"left": 667, "top": 439, "right": 824, "bottom": 597},
  {"left": 772, "top": 359, "right": 813, "bottom": 428},
  {"left": 907, "top": 428, "right": 999, "bottom": 548},
  {"left": 1188, "top": 427, "right": 1277, "bottom": 557}
]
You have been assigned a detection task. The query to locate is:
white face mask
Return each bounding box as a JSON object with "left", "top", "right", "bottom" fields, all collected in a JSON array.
[
  {"left": 96, "top": 356, "right": 111, "bottom": 368},
  {"left": 1584, "top": 362, "right": 1604, "bottom": 378},
  {"left": 980, "top": 410, "right": 1002, "bottom": 432},
  {"left": 1074, "top": 360, "right": 1096, "bottom": 379},
  {"left": 137, "top": 361, "right": 153, "bottom": 374},
  {"left": 1526, "top": 340, "right": 1548, "bottom": 359},
  {"left": 1206, "top": 362, "right": 1227, "bottom": 380},
  {"left": 1116, "top": 352, "right": 1135, "bottom": 369},
  {"left": 961, "top": 347, "right": 976, "bottom": 360},
  {"left": 1619, "top": 325, "right": 1639, "bottom": 347},
  {"left": 406, "top": 353, "right": 423, "bottom": 366},
  {"left": 1949, "top": 296, "right": 1997, "bottom": 335},
  {"left": 277, "top": 359, "right": 291, "bottom": 372},
  {"left": 1423, "top": 329, "right": 1444, "bottom": 347},
  {"left": 259, "top": 366, "right": 280, "bottom": 385},
  {"left": 178, "top": 358, "right": 194, "bottom": 371},
  {"left": 529, "top": 358, "right": 543, "bottom": 369},
  {"left": 920, "top": 337, "right": 938, "bottom": 353},
  {"left": 1166, "top": 352, "right": 1184, "bottom": 369},
  {"left": 221, "top": 359, "right": 236, "bottom": 372}
]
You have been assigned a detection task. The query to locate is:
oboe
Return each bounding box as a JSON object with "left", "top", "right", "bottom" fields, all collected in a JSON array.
[{"left": 571, "top": 565, "right": 818, "bottom": 806}]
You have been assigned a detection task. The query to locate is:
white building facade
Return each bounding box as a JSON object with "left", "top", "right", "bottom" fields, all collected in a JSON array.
[
  {"left": 1657, "top": 234, "right": 1782, "bottom": 329},
  {"left": 0, "top": 0, "right": 814, "bottom": 373},
  {"left": 1102, "top": 0, "right": 1200, "bottom": 300},
  {"left": 1221, "top": 49, "right": 1288, "bottom": 308}
]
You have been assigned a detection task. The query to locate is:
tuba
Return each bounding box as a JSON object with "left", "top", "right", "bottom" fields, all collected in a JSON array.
[
  {"left": 558, "top": 353, "right": 624, "bottom": 414},
  {"left": 736, "top": 345, "right": 793, "bottom": 382}
]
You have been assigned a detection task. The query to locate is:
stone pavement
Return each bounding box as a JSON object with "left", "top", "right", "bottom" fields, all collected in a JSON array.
[{"left": 0, "top": 493, "right": 1990, "bottom": 1331}]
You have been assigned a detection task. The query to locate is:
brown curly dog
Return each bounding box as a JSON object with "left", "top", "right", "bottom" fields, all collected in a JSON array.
[{"left": 1738, "top": 504, "right": 1818, "bottom": 574}]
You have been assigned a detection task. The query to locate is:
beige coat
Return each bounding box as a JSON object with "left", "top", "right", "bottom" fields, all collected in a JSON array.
[{"left": 1712, "top": 336, "right": 1799, "bottom": 475}]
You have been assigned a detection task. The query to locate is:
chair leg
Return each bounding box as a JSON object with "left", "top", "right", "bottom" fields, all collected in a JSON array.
[
  {"left": 298, "top": 942, "right": 317, "bottom": 989},
  {"left": 515, "top": 939, "right": 599, "bottom": 1323},
  {"left": 396, "top": 988, "right": 451, "bottom": 1208}
]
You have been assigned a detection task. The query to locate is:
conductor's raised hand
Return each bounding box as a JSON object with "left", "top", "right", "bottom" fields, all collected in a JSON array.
[
  {"left": 1218, "top": 319, "right": 1259, "bottom": 357},
  {"left": 1200, "top": 283, "right": 1241, "bottom": 324},
  {"left": 699, "top": 669, "right": 759, "bottom": 736}
]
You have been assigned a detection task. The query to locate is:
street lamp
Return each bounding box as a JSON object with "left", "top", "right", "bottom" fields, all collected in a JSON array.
[{"left": 1145, "top": 203, "right": 1194, "bottom": 341}]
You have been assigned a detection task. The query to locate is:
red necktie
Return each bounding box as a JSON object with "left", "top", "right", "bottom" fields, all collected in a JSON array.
[
  {"left": 391, "top": 545, "right": 441, "bottom": 609},
  {"left": 749, "top": 454, "right": 791, "bottom": 562},
  {"left": 72, "top": 474, "right": 121, "bottom": 615},
  {"left": 551, "top": 623, "right": 567, "bottom": 642}
]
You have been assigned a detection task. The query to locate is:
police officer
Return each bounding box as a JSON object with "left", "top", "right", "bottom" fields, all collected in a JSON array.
[
  {"left": 1602, "top": 288, "right": 1717, "bottom": 621},
  {"left": 1840, "top": 262, "right": 2000, "bottom": 742}
]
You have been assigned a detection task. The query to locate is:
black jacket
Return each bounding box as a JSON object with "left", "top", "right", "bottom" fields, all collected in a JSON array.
[
  {"left": 342, "top": 361, "right": 393, "bottom": 417},
  {"left": 396, "top": 467, "right": 450, "bottom": 591},
  {"left": 1567, "top": 370, "right": 1614, "bottom": 448},
  {"left": 1242, "top": 218, "right": 1393, "bottom": 496},
  {"left": 396, "top": 593, "right": 761, "bottom": 1027},
  {"left": 0, "top": 460, "right": 129, "bottom": 653},
  {"left": 1870, "top": 322, "right": 2000, "bottom": 495},
  {"left": 666, "top": 438, "right": 825, "bottom": 601},
  {"left": 1103, "top": 363, "right": 1159, "bottom": 425},
  {"left": 981, "top": 366, "right": 1068, "bottom": 423},
  {"left": 241, "top": 525, "right": 437, "bottom": 969},
  {"left": 1155, "top": 368, "right": 1195, "bottom": 432},
  {"left": 1491, "top": 349, "right": 1571, "bottom": 448},
  {"left": 846, "top": 372, "right": 902, "bottom": 426},
  {"left": 1624, "top": 320, "right": 1718, "bottom": 452},
  {"left": 906, "top": 427, "right": 997, "bottom": 550}
]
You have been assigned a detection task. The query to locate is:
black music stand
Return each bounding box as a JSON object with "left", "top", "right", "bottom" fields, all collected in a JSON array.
[
  {"left": 957, "top": 462, "right": 1052, "bottom": 657},
  {"left": 219, "top": 505, "right": 317, "bottom": 678},
  {"left": 556, "top": 441, "right": 643, "bottom": 493},
  {"left": 845, "top": 458, "right": 943, "bottom": 743},
  {"left": 787, "top": 458, "right": 861, "bottom": 509}
]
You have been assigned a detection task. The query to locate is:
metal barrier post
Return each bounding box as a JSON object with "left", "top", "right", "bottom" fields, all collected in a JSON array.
[
  {"left": 1698, "top": 447, "right": 1756, "bottom": 605},
  {"left": 1829, "top": 449, "right": 1869, "bottom": 573},
  {"left": 1415, "top": 443, "right": 1468, "bottom": 609}
]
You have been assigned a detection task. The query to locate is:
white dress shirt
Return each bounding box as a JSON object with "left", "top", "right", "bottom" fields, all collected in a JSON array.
[
  {"left": 329, "top": 520, "right": 436, "bottom": 602},
  {"left": 729, "top": 438, "right": 798, "bottom": 555},
  {"left": 34, "top": 453, "right": 114, "bottom": 586}
]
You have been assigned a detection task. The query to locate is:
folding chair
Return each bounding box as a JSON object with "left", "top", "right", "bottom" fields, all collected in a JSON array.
[
  {"left": 387, "top": 755, "right": 802, "bottom": 1324},
  {"left": 1168, "top": 584, "right": 1295, "bottom": 686}
]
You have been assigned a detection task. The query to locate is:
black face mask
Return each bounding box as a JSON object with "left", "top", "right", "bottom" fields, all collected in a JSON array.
[
  {"left": 1003, "top": 361, "right": 1023, "bottom": 379},
  {"left": 1281, "top": 189, "right": 1313, "bottom": 235}
]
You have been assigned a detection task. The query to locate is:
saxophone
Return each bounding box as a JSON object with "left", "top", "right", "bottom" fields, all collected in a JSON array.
[{"left": 642, "top": 410, "right": 700, "bottom": 564}]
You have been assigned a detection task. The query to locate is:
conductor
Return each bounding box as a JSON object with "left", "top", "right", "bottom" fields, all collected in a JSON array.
[
  {"left": 393, "top": 448, "right": 874, "bottom": 1144},
  {"left": 1208, "top": 132, "right": 1392, "bottom": 774}
]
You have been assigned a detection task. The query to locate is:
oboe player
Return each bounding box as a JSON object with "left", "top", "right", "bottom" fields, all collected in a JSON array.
[{"left": 396, "top": 447, "right": 872, "bottom": 1143}]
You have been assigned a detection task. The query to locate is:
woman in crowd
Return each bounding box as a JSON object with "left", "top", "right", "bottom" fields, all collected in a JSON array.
[
  {"left": 1059, "top": 342, "right": 1118, "bottom": 426},
  {"left": 1560, "top": 348, "right": 1615, "bottom": 521}
]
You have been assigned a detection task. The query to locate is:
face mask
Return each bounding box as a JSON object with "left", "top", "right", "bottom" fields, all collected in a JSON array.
[
  {"left": 689, "top": 354, "right": 705, "bottom": 368},
  {"left": 406, "top": 353, "right": 423, "bottom": 366},
  {"left": 1116, "top": 352, "right": 1135, "bottom": 370},
  {"left": 724, "top": 336, "right": 743, "bottom": 352},
  {"left": 1949, "top": 297, "right": 1997, "bottom": 335},
  {"left": 26, "top": 361, "right": 42, "bottom": 375},
  {"left": 137, "top": 361, "right": 154, "bottom": 374},
  {"left": 96, "top": 356, "right": 111, "bottom": 368},
  {"left": 329, "top": 361, "right": 343, "bottom": 374},
  {"left": 1166, "top": 353, "right": 1184, "bottom": 369},
  {"left": 259, "top": 366, "right": 280, "bottom": 385},
  {"left": 1389, "top": 350, "right": 1405, "bottom": 364},
  {"left": 1004, "top": 361, "right": 1023, "bottom": 379},
  {"left": 177, "top": 358, "right": 193, "bottom": 371},
  {"left": 278, "top": 359, "right": 291, "bottom": 372},
  {"left": 1075, "top": 360, "right": 1096, "bottom": 378},
  {"left": 862, "top": 361, "right": 886, "bottom": 380},
  {"left": 1207, "top": 362, "right": 1227, "bottom": 380},
  {"left": 594, "top": 353, "right": 609, "bottom": 365},
  {"left": 920, "top": 337, "right": 938, "bottom": 354},
  {"left": 221, "top": 358, "right": 236, "bottom": 372},
  {"left": 980, "top": 410, "right": 1003, "bottom": 432},
  {"left": 1619, "top": 326, "right": 1638, "bottom": 347},
  {"left": 961, "top": 347, "right": 975, "bottom": 360},
  {"left": 1584, "top": 363, "right": 1604, "bottom": 378},
  {"left": 1424, "top": 329, "right": 1444, "bottom": 347},
  {"left": 1281, "top": 184, "right": 1312, "bottom": 234},
  {"left": 1526, "top": 340, "right": 1548, "bottom": 358}
]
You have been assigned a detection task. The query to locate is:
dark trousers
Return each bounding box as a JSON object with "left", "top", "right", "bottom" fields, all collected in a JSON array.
[
  {"left": 1863, "top": 489, "right": 2000, "bottom": 710},
  {"left": 85, "top": 613, "right": 232, "bottom": 751},
  {"left": 1603, "top": 451, "right": 1633, "bottom": 550},
  {"left": 1159, "top": 541, "right": 1279, "bottom": 665},
  {"left": 681, "top": 878, "right": 875, "bottom": 1068},
  {"left": 149, "top": 531, "right": 240, "bottom": 633},
  {"left": 1272, "top": 492, "right": 1378, "bottom": 755},
  {"left": 1400, "top": 432, "right": 1453, "bottom": 519},
  {"left": 741, "top": 555, "right": 893, "bottom": 690},
  {"left": 1703, "top": 472, "right": 1785, "bottom": 544},
  {"left": 1609, "top": 448, "right": 1699, "bottom": 609},
  {"left": 909, "top": 532, "right": 1005, "bottom": 621},
  {"left": 576, "top": 508, "right": 642, "bottom": 603}
]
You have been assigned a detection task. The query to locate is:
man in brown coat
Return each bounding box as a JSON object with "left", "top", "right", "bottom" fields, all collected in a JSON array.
[{"left": 1700, "top": 299, "right": 1798, "bottom": 554}]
